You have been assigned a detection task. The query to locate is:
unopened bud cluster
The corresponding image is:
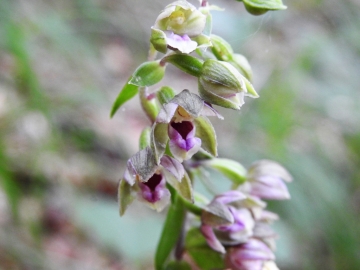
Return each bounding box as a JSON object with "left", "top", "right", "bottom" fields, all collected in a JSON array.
[{"left": 112, "top": 0, "right": 289, "bottom": 269}]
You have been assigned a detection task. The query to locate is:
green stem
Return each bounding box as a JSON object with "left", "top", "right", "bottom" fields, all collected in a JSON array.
[{"left": 155, "top": 189, "right": 186, "bottom": 270}]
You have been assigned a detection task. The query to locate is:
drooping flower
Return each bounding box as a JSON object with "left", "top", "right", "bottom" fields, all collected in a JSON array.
[
  {"left": 152, "top": 89, "right": 222, "bottom": 162},
  {"left": 200, "top": 191, "right": 256, "bottom": 253},
  {"left": 150, "top": 0, "right": 211, "bottom": 54},
  {"left": 225, "top": 238, "right": 276, "bottom": 270},
  {"left": 198, "top": 59, "right": 259, "bottom": 110},
  {"left": 118, "top": 147, "right": 186, "bottom": 214},
  {"left": 239, "top": 160, "right": 293, "bottom": 200}
]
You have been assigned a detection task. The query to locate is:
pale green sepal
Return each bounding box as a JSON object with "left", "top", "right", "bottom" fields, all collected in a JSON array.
[
  {"left": 151, "top": 123, "right": 169, "bottom": 164},
  {"left": 192, "top": 34, "right": 212, "bottom": 49},
  {"left": 164, "top": 169, "right": 194, "bottom": 203},
  {"left": 203, "top": 12, "right": 212, "bottom": 36},
  {"left": 129, "top": 60, "right": 166, "bottom": 87},
  {"left": 203, "top": 158, "right": 247, "bottom": 185},
  {"left": 210, "top": 35, "right": 233, "bottom": 61},
  {"left": 242, "top": 0, "right": 287, "bottom": 15},
  {"left": 162, "top": 54, "right": 203, "bottom": 77},
  {"left": 157, "top": 86, "right": 176, "bottom": 105},
  {"left": 171, "top": 89, "right": 204, "bottom": 117},
  {"left": 230, "top": 53, "right": 253, "bottom": 81},
  {"left": 201, "top": 201, "right": 234, "bottom": 226},
  {"left": 118, "top": 180, "right": 134, "bottom": 216},
  {"left": 194, "top": 116, "right": 217, "bottom": 156},
  {"left": 139, "top": 127, "right": 151, "bottom": 150},
  {"left": 243, "top": 76, "right": 259, "bottom": 98},
  {"left": 198, "top": 81, "right": 243, "bottom": 110},
  {"left": 130, "top": 147, "right": 157, "bottom": 182},
  {"left": 150, "top": 28, "right": 168, "bottom": 54},
  {"left": 200, "top": 59, "right": 245, "bottom": 93},
  {"left": 139, "top": 88, "right": 160, "bottom": 122},
  {"left": 110, "top": 77, "right": 138, "bottom": 118},
  {"left": 178, "top": 172, "right": 194, "bottom": 202}
]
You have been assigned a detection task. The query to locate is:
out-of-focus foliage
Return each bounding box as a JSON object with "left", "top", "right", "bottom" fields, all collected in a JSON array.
[{"left": 0, "top": 0, "right": 359, "bottom": 269}]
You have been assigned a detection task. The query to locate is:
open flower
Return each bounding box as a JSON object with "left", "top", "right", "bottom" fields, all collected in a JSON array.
[
  {"left": 200, "top": 191, "right": 256, "bottom": 253},
  {"left": 150, "top": 0, "right": 210, "bottom": 54},
  {"left": 153, "top": 89, "right": 222, "bottom": 162},
  {"left": 225, "top": 239, "right": 276, "bottom": 270},
  {"left": 118, "top": 147, "right": 185, "bottom": 214},
  {"left": 239, "top": 160, "right": 293, "bottom": 200}
]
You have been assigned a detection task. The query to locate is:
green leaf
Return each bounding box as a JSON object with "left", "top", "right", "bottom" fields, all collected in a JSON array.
[
  {"left": 203, "top": 158, "right": 247, "bottom": 185},
  {"left": 118, "top": 180, "right": 134, "bottom": 216},
  {"left": 155, "top": 193, "right": 186, "bottom": 270},
  {"left": 162, "top": 54, "right": 204, "bottom": 77},
  {"left": 185, "top": 228, "right": 225, "bottom": 270},
  {"left": 110, "top": 78, "right": 139, "bottom": 118},
  {"left": 129, "top": 60, "right": 166, "bottom": 87},
  {"left": 241, "top": 0, "right": 287, "bottom": 15},
  {"left": 151, "top": 123, "right": 169, "bottom": 164},
  {"left": 194, "top": 116, "right": 217, "bottom": 156}
]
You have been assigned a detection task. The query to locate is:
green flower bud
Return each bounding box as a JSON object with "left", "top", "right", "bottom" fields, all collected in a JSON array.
[
  {"left": 198, "top": 59, "right": 258, "bottom": 110},
  {"left": 157, "top": 86, "right": 176, "bottom": 105},
  {"left": 239, "top": 0, "right": 287, "bottom": 16},
  {"left": 139, "top": 88, "right": 160, "bottom": 123}
]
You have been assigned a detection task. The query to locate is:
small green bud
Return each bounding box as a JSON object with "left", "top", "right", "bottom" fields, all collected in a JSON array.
[
  {"left": 240, "top": 0, "right": 287, "bottom": 16},
  {"left": 139, "top": 88, "right": 160, "bottom": 122},
  {"left": 150, "top": 28, "right": 168, "bottom": 54},
  {"left": 139, "top": 127, "right": 151, "bottom": 150},
  {"left": 157, "top": 86, "right": 176, "bottom": 105},
  {"left": 129, "top": 60, "right": 166, "bottom": 87},
  {"left": 210, "top": 35, "right": 233, "bottom": 61}
]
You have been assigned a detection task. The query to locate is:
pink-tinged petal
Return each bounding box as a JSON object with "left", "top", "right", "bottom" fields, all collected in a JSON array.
[
  {"left": 259, "top": 210, "right": 279, "bottom": 223},
  {"left": 201, "top": 103, "right": 224, "bottom": 119},
  {"left": 200, "top": 224, "right": 226, "bottom": 254},
  {"left": 234, "top": 239, "right": 275, "bottom": 261},
  {"left": 137, "top": 173, "right": 171, "bottom": 212},
  {"left": 156, "top": 103, "right": 179, "bottom": 123},
  {"left": 160, "top": 155, "right": 185, "bottom": 181},
  {"left": 214, "top": 190, "right": 246, "bottom": 205},
  {"left": 250, "top": 176, "right": 290, "bottom": 200},
  {"left": 168, "top": 121, "right": 201, "bottom": 161},
  {"left": 165, "top": 32, "right": 198, "bottom": 54}
]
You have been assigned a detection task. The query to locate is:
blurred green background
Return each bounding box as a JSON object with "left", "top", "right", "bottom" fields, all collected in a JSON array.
[{"left": 0, "top": 0, "right": 359, "bottom": 269}]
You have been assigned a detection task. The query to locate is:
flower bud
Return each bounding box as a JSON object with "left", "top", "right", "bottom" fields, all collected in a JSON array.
[
  {"left": 199, "top": 59, "right": 258, "bottom": 110},
  {"left": 239, "top": 160, "right": 292, "bottom": 200}
]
